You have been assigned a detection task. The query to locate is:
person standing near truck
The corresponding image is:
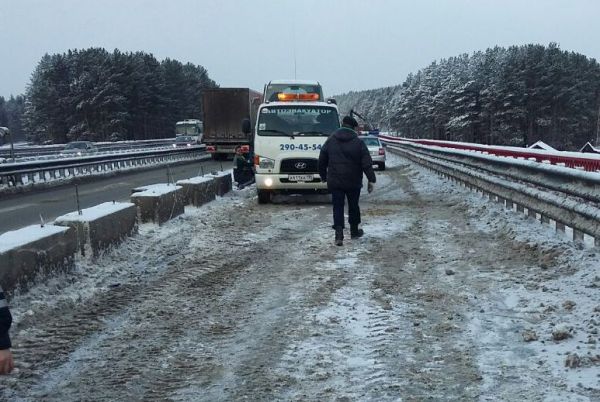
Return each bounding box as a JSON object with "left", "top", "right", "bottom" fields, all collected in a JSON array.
[
  {"left": 233, "top": 145, "right": 254, "bottom": 188},
  {"left": 0, "top": 285, "right": 14, "bottom": 375},
  {"left": 319, "top": 116, "right": 376, "bottom": 246}
]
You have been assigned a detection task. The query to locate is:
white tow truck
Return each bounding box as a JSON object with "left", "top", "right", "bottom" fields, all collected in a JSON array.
[{"left": 252, "top": 80, "right": 340, "bottom": 204}]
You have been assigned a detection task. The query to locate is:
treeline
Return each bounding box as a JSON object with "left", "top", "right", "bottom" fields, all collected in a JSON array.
[
  {"left": 336, "top": 44, "right": 600, "bottom": 150},
  {"left": 22, "top": 48, "right": 217, "bottom": 144},
  {"left": 0, "top": 95, "right": 26, "bottom": 142},
  {"left": 335, "top": 86, "right": 403, "bottom": 131}
]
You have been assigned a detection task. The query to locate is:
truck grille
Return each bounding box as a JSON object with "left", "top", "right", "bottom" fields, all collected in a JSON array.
[{"left": 280, "top": 158, "right": 319, "bottom": 174}]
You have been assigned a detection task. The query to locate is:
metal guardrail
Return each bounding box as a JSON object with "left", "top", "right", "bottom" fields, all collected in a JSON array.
[
  {"left": 0, "top": 138, "right": 177, "bottom": 159},
  {"left": 379, "top": 135, "right": 600, "bottom": 173},
  {"left": 382, "top": 139, "right": 600, "bottom": 246},
  {"left": 0, "top": 146, "right": 206, "bottom": 190}
]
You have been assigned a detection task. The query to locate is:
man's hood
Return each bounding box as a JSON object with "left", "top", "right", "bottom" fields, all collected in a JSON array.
[{"left": 333, "top": 127, "right": 358, "bottom": 142}]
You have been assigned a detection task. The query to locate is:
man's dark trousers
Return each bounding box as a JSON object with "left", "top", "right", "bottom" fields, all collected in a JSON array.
[{"left": 331, "top": 188, "right": 361, "bottom": 229}]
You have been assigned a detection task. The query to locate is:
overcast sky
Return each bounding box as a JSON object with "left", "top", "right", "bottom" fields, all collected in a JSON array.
[{"left": 2, "top": 0, "right": 600, "bottom": 98}]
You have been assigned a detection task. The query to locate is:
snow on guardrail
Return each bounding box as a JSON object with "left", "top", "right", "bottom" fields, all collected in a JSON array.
[
  {"left": 379, "top": 135, "right": 600, "bottom": 173},
  {"left": 383, "top": 139, "right": 600, "bottom": 246}
]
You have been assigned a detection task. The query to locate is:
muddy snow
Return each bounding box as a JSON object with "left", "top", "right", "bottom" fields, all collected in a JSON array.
[{"left": 0, "top": 153, "right": 598, "bottom": 401}]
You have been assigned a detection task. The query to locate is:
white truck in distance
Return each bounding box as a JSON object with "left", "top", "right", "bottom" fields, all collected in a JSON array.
[{"left": 252, "top": 80, "right": 340, "bottom": 204}]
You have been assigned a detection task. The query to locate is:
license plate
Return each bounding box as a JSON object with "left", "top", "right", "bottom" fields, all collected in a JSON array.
[
  {"left": 370, "top": 151, "right": 379, "bottom": 156},
  {"left": 288, "top": 174, "right": 313, "bottom": 182}
]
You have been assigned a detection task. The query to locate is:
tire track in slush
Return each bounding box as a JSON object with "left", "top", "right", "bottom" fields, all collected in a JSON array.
[{"left": 265, "top": 165, "right": 420, "bottom": 401}]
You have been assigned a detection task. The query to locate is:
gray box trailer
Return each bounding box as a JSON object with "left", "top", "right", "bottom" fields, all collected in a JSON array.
[{"left": 202, "top": 88, "right": 262, "bottom": 160}]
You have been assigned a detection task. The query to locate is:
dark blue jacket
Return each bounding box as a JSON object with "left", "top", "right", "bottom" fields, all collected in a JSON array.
[
  {"left": 0, "top": 286, "right": 11, "bottom": 350},
  {"left": 319, "top": 127, "right": 376, "bottom": 190}
]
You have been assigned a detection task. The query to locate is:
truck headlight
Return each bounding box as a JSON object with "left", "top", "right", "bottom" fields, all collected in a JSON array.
[{"left": 258, "top": 156, "right": 275, "bottom": 169}]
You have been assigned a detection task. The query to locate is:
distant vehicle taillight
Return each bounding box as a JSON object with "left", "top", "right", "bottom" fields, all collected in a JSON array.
[
  {"left": 206, "top": 146, "right": 216, "bottom": 153},
  {"left": 240, "top": 145, "right": 250, "bottom": 153},
  {"left": 378, "top": 148, "right": 385, "bottom": 155}
]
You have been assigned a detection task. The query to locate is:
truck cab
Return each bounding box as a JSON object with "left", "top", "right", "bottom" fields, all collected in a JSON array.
[{"left": 253, "top": 87, "right": 340, "bottom": 204}]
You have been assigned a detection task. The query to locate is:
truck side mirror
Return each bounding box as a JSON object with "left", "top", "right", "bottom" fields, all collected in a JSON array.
[{"left": 242, "top": 118, "right": 252, "bottom": 134}]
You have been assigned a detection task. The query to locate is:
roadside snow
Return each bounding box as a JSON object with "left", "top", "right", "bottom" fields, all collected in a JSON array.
[{"left": 404, "top": 156, "right": 600, "bottom": 400}]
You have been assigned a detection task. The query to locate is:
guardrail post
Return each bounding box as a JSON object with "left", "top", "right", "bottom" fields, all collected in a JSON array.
[
  {"left": 573, "top": 229, "right": 585, "bottom": 243},
  {"left": 75, "top": 184, "right": 82, "bottom": 215},
  {"left": 556, "top": 221, "right": 565, "bottom": 233},
  {"left": 528, "top": 208, "right": 537, "bottom": 219},
  {"left": 540, "top": 214, "right": 550, "bottom": 224},
  {"left": 516, "top": 203, "right": 525, "bottom": 213}
]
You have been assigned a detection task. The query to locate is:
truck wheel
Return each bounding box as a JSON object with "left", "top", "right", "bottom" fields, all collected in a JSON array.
[
  {"left": 257, "top": 190, "right": 271, "bottom": 204},
  {"left": 378, "top": 162, "right": 386, "bottom": 171}
]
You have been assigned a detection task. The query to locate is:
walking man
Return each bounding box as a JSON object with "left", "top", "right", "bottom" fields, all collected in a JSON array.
[
  {"left": 0, "top": 285, "right": 14, "bottom": 374},
  {"left": 319, "top": 116, "right": 376, "bottom": 246}
]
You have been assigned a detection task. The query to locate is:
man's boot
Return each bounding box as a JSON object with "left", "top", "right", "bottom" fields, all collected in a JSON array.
[
  {"left": 335, "top": 227, "right": 344, "bottom": 246},
  {"left": 350, "top": 224, "right": 364, "bottom": 239}
]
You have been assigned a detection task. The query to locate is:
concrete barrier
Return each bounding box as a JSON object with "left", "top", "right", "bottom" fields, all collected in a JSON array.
[
  {"left": 207, "top": 170, "right": 233, "bottom": 196},
  {"left": 176, "top": 176, "right": 216, "bottom": 207},
  {"left": 131, "top": 184, "right": 185, "bottom": 224},
  {"left": 0, "top": 224, "right": 77, "bottom": 292},
  {"left": 54, "top": 202, "right": 138, "bottom": 257}
]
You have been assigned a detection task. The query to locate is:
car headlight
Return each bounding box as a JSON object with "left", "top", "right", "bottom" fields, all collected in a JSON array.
[{"left": 258, "top": 156, "right": 275, "bottom": 169}]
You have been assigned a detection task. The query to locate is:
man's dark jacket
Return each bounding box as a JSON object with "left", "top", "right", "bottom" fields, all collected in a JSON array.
[
  {"left": 0, "top": 286, "right": 11, "bottom": 350},
  {"left": 319, "top": 127, "right": 376, "bottom": 190}
]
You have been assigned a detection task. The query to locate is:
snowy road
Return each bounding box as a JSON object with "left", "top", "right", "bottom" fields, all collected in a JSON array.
[{"left": 1, "top": 154, "right": 598, "bottom": 401}]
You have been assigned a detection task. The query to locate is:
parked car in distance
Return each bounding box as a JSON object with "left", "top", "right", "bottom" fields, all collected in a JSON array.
[
  {"left": 61, "top": 141, "right": 98, "bottom": 156},
  {"left": 173, "top": 135, "right": 198, "bottom": 147},
  {"left": 359, "top": 135, "right": 386, "bottom": 170}
]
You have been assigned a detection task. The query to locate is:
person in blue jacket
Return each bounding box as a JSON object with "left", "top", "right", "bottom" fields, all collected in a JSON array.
[
  {"left": 319, "top": 115, "right": 376, "bottom": 246},
  {"left": 0, "top": 285, "right": 14, "bottom": 374}
]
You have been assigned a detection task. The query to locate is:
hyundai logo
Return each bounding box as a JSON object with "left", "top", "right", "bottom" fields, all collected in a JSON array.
[{"left": 294, "top": 162, "right": 307, "bottom": 170}]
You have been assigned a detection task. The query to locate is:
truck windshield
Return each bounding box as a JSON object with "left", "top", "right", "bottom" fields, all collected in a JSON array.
[
  {"left": 257, "top": 106, "right": 339, "bottom": 137},
  {"left": 175, "top": 123, "right": 202, "bottom": 135}
]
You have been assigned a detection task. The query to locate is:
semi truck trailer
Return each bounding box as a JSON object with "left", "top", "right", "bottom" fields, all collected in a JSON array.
[{"left": 202, "top": 88, "right": 262, "bottom": 160}]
